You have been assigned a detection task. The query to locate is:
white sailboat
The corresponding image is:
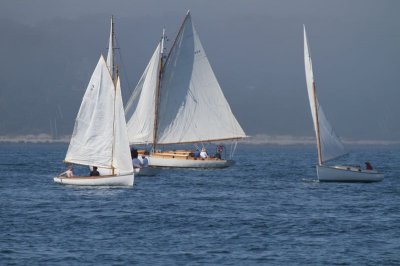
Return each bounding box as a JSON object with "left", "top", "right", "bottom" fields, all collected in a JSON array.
[
  {"left": 54, "top": 17, "right": 134, "bottom": 186},
  {"left": 125, "top": 11, "right": 246, "bottom": 168},
  {"left": 303, "top": 25, "right": 383, "bottom": 182}
]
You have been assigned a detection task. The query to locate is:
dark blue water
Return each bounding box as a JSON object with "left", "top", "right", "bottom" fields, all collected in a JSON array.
[{"left": 1, "top": 143, "right": 399, "bottom": 265}]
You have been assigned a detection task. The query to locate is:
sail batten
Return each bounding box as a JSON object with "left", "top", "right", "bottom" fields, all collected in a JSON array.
[{"left": 303, "top": 26, "right": 346, "bottom": 163}]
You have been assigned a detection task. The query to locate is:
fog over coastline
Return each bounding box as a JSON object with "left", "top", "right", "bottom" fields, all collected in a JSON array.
[{"left": 1, "top": 0, "right": 399, "bottom": 141}]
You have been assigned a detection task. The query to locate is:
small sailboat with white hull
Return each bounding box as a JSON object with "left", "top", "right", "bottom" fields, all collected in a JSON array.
[
  {"left": 303, "top": 25, "right": 383, "bottom": 182},
  {"left": 54, "top": 17, "right": 134, "bottom": 186},
  {"left": 125, "top": 11, "right": 246, "bottom": 168}
]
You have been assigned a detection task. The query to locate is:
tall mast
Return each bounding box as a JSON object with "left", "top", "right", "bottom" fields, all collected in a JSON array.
[
  {"left": 152, "top": 13, "right": 190, "bottom": 151},
  {"left": 304, "top": 26, "right": 323, "bottom": 166},
  {"left": 109, "top": 16, "right": 117, "bottom": 175},
  {"left": 107, "top": 15, "right": 116, "bottom": 82},
  {"left": 152, "top": 29, "right": 166, "bottom": 152}
]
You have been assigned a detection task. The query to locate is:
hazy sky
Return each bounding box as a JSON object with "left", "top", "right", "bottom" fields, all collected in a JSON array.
[{"left": 1, "top": 0, "right": 399, "bottom": 141}]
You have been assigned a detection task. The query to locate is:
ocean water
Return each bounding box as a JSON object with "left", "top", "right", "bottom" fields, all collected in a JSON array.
[{"left": 1, "top": 143, "right": 400, "bottom": 265}]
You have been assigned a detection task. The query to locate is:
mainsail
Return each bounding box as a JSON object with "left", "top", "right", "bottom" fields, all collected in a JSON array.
[
  {"left": 65, "top": 56, "right": 133, "bottom": 175},
  {"left": 126, "top": 12, "right": 246, "bottom": 145},
  {"left": 303, "top": 26, "right": 346, "bottom": 164}
]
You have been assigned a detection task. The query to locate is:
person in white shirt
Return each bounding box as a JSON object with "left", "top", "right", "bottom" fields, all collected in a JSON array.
[{"left": 200, "top": 148, "right": 208, "bottom": 159}]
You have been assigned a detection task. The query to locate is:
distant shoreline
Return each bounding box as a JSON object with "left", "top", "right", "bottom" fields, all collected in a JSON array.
[{"left": 1, "top": 134, "right": 400, "bottom": 146}]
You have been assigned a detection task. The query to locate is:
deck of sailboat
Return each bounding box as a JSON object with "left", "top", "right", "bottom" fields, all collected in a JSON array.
[{"left": 139, "top": 150, "right": 225, "bottom": 161}]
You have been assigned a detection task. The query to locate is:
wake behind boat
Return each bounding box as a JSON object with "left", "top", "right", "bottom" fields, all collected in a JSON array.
[
  {"left": 125, "top": 11, "right": 246, "bottom": 168},
  {"left": 303, "top": 25, "right": 383, "bottom": 182},
  {"left": 54, "top": 17, "right": 134, "bottom": 186}
]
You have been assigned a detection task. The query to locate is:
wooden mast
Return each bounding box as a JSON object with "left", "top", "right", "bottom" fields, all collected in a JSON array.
[
  {"left": 313, "top": 81, "right": 323, "bottom": 166},
  {"left": 151, "top": 29, "right": 166, "bottom": 152},
  {"left": 152, "top": 12, "right": 190, "bottom": 152},
  {"left": 110, "top": 15, "right": 116, "bottom": 175}
]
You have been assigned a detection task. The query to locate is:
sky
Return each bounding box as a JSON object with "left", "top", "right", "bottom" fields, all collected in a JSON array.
[{"left": 0, "top": 0, "right": 399, "bottom": 141}]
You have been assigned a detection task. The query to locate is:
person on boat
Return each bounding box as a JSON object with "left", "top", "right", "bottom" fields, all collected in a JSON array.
[
  {"left": 141, "top": 156, "right": 149, "bottom": 168},
  {"left": 130, "top": 148, "right": 138, "bottom": 159},
  {"left": 60, "top": 166, "right": 73, "bottom": 177},
  {"left": 365, "top": 162, "right": 373, "bottom": 170},
  {"left": 131, "top": 152, "right": 142, "bottom": 169},
  {"left": 90, "top": 166, "right": 100, "bottom": 176},
  {"left": 194, "top": 149, "right": 200, "bottom": 158},
  {"left": 200, "top": 148, "right": 208, "bottom": 159},
  {"left": 215, "top": 145, "right": 223, "bottom": 159}
]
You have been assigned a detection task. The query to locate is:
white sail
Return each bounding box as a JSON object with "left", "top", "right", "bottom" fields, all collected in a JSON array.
[
  {"left": 106, "top": 17, "right": 114, "bottom": 78},
  {"left": 303, "top": 26, "right": 346, "bottom": 163},
  {"left": 125, "top": 43, "right": 161, "bottom": 144},
  {"left": 156, "top": 12, "right": 246, "bottom": 144},
  {"left": 65, "top": 56, "right": 115, "bottom": 168},
  {"left": 112, "top": 77, "right": 134, "bottom": 174},
  {"left": 65, "top": 56, "right": 133, "bottom": 175}
]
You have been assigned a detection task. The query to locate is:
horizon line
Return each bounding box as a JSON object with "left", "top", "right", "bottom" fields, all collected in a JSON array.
[{"left": 1, "top": 134, "right": 400, "bottom": 146}]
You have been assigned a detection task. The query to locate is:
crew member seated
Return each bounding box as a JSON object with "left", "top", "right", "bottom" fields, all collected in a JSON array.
[
  {"left": 200, "top": 148, "right": 208, "bottom": 159},
  {"left": 90, "top": 166, "right": 100, "bottom": 176}
]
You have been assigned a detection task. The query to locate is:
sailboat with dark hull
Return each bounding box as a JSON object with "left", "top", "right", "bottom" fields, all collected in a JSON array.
[
  {"left": 125, "top": 11, "right": 246, "bottom": 168},
  {"left": 303, "top": 25, "right": 383, "bottom": 182}
]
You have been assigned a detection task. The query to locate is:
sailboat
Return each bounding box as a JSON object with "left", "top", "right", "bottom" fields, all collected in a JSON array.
[
  {"left": 54, "top": 17, "right": 134, "bottom": 186},
  {"left": 125, "top": 11, "right": 246, "bottom": 168},
  {"left": 303, "top": 25, "right": 383, "bottom": 182}
]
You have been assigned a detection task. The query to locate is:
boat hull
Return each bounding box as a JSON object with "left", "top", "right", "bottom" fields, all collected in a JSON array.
[
  {"left": 317, "top": 165, "right": 384, "bottom": 182},
  {"left": 53, "top": 173, "right": 134, "bottom": 186},
  {"left": 148, "top": 155, "right": 234, "bottom": 168}
]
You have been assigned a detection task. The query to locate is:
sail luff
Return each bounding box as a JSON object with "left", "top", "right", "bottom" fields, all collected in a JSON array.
[
  {"left": 303, "top": 25, "right": 346, "bottom": 163},
  {"left": 304, "top": 26, "right": 323, "bottom": 165}
]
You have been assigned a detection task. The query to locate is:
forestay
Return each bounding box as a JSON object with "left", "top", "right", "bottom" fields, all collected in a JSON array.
[{"left": 303, "top": 26, "right": 346, "bottom": 163}]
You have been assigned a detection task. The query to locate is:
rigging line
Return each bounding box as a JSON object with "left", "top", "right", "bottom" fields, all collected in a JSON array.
[{"left": 114, "top": 36, "right": 133, "bottom": 103}]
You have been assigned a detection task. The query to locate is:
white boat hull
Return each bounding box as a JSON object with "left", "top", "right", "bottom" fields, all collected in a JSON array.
[
  {"left": 317, "top": 165, "right": 384, "bottom": 182},
  {"left": 53, "top": 173, "right": 134, "bottom": 186},
  {"left": 134, "top": 167, "right": 161, "bottom": 176},
  {"left": 148, "top": 156, "right": 234, "bottom": 168}
]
